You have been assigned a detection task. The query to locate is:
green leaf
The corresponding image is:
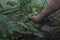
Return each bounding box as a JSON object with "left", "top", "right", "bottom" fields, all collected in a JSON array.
[
  {"left": 6, "top": 1, "right": 17, "bottom": 6},
  {"left": 0, "top": 14, "right": 8, "bottom": 38},
  {"left": 8, "top": 21, "right": 20, "bottom": 35},
  {"left": 0, "top": 3, "right": 4, "bottom": 9},
  {"left": 0, "top": 3, "right": 3, "bottom": 8},
  {"left": 57, "top": 24, "right": 60, "bottom": 30}
]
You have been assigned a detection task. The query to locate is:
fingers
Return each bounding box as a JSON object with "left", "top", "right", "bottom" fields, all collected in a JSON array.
[
  {"left": 28, "top": 14, "right": 33, "bottom": 21},
  {"left": 28, "top": 14, "right": 40, "bottom": 23},
  {"left": 28, "top": 14, "right": 33, "bottom": 18}
]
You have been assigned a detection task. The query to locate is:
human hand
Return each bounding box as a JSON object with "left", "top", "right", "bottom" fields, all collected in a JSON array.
[{"left": 28, "top": 14, "right": 40, "bottom": 23}]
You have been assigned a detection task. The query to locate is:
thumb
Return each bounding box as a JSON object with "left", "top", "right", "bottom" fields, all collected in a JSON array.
[{"left": 28, "top": 14, "right": 33, "bottom": 18}]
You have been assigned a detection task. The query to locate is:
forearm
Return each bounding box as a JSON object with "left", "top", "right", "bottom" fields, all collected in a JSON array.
[{"left": 37, "top": 0, "right": 60, "bottom": 21}]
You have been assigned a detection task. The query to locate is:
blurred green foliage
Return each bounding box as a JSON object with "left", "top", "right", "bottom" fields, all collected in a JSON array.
[{"left": 1, "top": 0, "right": 59, "bottom": 40}]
